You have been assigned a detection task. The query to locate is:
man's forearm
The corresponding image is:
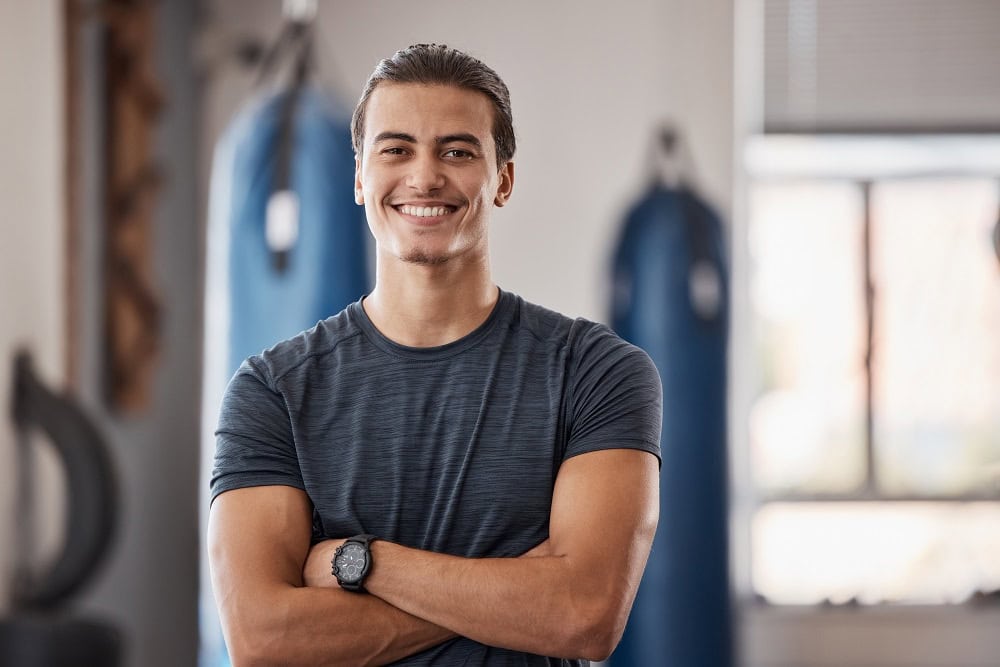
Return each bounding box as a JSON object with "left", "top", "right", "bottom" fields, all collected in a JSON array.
[
  {"left": 209, "top": 484, "right": 458, "bottom": 666},
  {"left": 223, "top": 582, "right": 455, "bottom": 666},
  {"left": 365, "top": 541, "right": 619, "bottom": 661}
]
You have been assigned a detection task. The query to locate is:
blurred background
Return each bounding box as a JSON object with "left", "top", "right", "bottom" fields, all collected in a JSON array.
[{"left": 2, "top": 0, "right": 999, "bottom": 665}]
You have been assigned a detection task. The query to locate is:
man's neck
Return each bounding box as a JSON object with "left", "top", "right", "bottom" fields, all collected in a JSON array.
[{"left": 362, "top": 254, "right": 499, "bottom": 348}]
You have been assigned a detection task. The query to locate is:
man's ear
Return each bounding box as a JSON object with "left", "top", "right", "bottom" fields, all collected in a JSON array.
[
  {"left": 354, "top": 156, "right": 364, "bottom": 205},
  {"left": 494, "top": 161, "right": 514, "bottom": 207}
]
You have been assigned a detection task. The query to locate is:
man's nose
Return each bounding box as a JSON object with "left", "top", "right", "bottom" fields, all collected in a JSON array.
[{"left": 406, "top": 152, "right": 446, "bottom": 192}]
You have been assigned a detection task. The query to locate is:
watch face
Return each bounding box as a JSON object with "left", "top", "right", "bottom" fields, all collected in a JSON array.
[{"left": 335, "top": 542, "right": 367, "bottom": 583}]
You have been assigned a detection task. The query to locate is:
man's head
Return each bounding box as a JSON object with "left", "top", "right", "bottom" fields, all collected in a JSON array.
[{"left": 351, "top": 44, "right": 516, "bottom": 169}]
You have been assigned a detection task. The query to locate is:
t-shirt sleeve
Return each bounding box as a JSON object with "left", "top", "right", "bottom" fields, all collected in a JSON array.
[
  {"left": 210, "top": 357, "right": 305, "bottom": 504},
  {"left": 564, "top": 323, "right": 663, "bottom": 465}
]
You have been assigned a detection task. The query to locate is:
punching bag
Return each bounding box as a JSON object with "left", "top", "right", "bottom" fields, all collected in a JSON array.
[
  {"left": 200, "top": 84, "right": 369, "bottom": 667},
  {"left": 208, "top": 84, "right": 369, "bottom": 376},
  {"left": 609, "top": 183, "right": 731, "bottom": 667}
]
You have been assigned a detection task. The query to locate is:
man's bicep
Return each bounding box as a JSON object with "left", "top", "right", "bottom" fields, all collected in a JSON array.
[
  {"left": 209, "top": 485, "right": 313, "bottom": 594},
  {"left": 548, "top": 449, "right": 659, "bottom": 580}
]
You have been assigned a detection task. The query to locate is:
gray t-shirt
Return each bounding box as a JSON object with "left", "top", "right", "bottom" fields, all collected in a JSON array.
[{"left": 212, "top": 289, "right": 662, "bottom": 665}]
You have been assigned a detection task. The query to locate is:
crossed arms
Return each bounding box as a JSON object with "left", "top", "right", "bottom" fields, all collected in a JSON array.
[{"left": 208, "top": 447, "right": 659, "bottom": 666}]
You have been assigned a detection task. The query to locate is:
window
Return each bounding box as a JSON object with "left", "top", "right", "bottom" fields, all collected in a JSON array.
[{"left": 744, "top": 135, "right": 1000, "bottom": 605}]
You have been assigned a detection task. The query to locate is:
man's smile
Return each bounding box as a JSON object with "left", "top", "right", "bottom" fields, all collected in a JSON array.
[
  {"left": 396, "top": 204, "right": 457, "bottom": 217},
  {"left": 391, "top": 201, "right": 462, "bottom": 223}
]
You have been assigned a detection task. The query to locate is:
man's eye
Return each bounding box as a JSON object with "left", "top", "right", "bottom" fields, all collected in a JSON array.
[
  {"left": 381, "top": 147, "right": 407, "bottom": 155},
  {"left": 444, "top": 149, "right": 473, "bottom": 159}
]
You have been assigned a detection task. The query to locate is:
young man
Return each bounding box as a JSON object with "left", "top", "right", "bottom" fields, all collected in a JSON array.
[{"left": 209, "top": 44, "right": 662, "bottom": 666}]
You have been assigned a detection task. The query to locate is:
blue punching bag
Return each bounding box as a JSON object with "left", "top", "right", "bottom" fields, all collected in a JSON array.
[
  {"left": 202, "top": 84, "right": 369, "bottom": 667},
  {"left": 212, "top": 85, "right": 369, "bottom": 376},
  {"left": 609, "top": 183, "right": 731, "bottom": 667}
]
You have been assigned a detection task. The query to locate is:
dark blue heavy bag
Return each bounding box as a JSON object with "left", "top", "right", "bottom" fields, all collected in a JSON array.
[
  {"left": 609, "top": 183, "right": 731, "bottom": 667},
  {"left": 210, "top": 85, "right": 369, "bottom": 377}
]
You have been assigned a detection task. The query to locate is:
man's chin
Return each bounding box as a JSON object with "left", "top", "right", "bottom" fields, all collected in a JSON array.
[{"left": 399, "top": 250, "right": 452, "bottom": 266}]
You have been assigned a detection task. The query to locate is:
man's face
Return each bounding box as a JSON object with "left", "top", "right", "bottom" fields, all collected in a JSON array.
[{"left": 355, "top": 82, "right": 514, "bottom": 266}]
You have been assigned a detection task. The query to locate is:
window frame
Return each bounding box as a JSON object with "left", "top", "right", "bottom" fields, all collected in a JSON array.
[{"left": 739, "top": 133, "right": 1000, "bottom": 605}]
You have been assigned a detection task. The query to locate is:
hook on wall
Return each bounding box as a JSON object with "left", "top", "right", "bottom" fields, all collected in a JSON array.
[
  {"left": 647, "top": 121, "right": 698, "bottom": 191},
  {"left": 658, "top": 125, "right": 677, "bottom": 155}
]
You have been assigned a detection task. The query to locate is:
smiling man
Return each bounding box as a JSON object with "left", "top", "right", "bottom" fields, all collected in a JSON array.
[{"left": 209, "top": 44, "right": 662, "bottom": 666}]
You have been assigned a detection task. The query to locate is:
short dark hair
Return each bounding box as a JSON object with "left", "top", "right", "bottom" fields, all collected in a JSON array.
[{"left": 351, "top": 44, "right": 516, "bottom": 168}]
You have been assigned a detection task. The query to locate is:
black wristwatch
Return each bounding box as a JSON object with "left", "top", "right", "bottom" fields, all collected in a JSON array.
[{"left": 331, "top": 534, "right": 377, "bottom": 593}]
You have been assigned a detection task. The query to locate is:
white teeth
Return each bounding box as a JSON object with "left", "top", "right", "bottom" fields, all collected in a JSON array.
[{"left": 399, "top": 205, "right": 450, "bottom": 217}]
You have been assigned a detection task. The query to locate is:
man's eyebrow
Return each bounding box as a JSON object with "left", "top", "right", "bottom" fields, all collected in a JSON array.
[
  {"left": 372, "top": 131, "right": 416, "bottom": 144},
  {"left": 370, "top": 132, "right": 483, "bottom": 148},
  {"left": 436, "top": 133, "right": 482, "bottom": 148}
]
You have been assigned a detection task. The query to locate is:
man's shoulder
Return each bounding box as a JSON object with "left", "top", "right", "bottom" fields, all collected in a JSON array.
[
  {"left": 509, "top": 292, "right": 639, "bottom": 360},
  {"left": 245, "top": 302, "right": 363, "bottom": 385},
  {"left": 509, "top": 292, "right": 601, "bottom": 346}
]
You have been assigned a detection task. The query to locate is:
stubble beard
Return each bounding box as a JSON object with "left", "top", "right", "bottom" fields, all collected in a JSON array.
[
  {"left": 397, "top": 224, "right": 486, "bottom": 267},
  {"left": 400, "top": 249, "right": 452, "bottom": 266}
]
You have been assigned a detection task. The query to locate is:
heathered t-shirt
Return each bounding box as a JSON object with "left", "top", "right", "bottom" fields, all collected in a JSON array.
[{"left": 212, "top": 288, "right": 662, "bottom": 666}]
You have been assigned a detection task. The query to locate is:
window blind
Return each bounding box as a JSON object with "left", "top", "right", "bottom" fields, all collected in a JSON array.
[{"left": 764, "top": 0, "right": 1000, "bottom": 132}]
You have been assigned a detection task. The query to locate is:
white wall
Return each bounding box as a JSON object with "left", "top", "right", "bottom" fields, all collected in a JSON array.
[{"left": 0, "top": 0, "right": 66, "bottom": 612}]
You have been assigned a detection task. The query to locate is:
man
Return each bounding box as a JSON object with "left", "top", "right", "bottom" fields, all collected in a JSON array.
[{"left": 209, "top": 44, "right": 661, "bottom": 666}]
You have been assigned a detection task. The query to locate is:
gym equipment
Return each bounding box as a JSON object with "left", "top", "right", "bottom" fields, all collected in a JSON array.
[
  {"left": 608, "top": 128, "right": 732, "bottom": 666},
  {"left": 2, "top": 350, "right": 121, "bottom": 666}
]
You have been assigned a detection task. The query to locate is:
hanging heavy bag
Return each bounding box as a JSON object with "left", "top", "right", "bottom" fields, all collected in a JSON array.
[
  {"left": 609, "top": 178, "right": 732, "bottom": 667},
  {"left": 207, "top": 17, "right": 369, "bottom": 377}
]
